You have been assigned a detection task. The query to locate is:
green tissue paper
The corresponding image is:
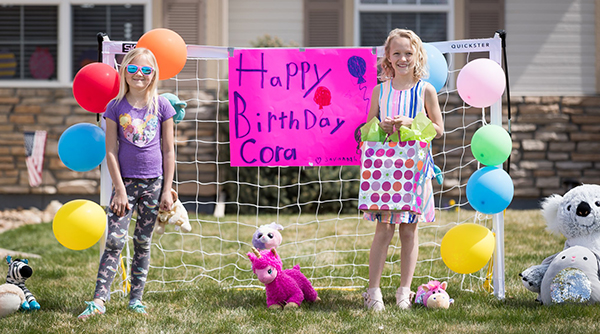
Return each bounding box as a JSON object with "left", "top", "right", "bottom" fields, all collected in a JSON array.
[
  {"left": 359, "top": 117, "right": 385, "bottom": 142},
  {"left": 399, "top": 112, "right": 436, "bottom": 143},
  {"left": 359, "top": 118, "right": 401, "bottom": 142}
]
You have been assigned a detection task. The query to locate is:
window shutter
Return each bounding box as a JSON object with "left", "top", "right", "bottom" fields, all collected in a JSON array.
[
  {"left": 465, "top": 0, "right": 504, "bottom": 39},
  {"left": 465, "top": 0, "right": 504, "bottom": 60},
  {"left": 164, "top": 0, "right": 203, "bottom": 45},
  {"left": 304, "top": 0, "right": 344, "bottom": 47},
  {"left": 163, "top": 0, "right": 204, "bottom": 89}
]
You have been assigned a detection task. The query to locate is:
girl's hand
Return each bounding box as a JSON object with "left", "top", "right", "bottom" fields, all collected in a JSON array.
[
  {"left": 380, "top": 117, "right": 395, "bottom": 134},
  {"left": 160, "top": 189, "right": 174, "bottom": 212},
  {"left": 111, "top": 189, "right": 130, "bottom": 217},
  {"left": 393, "top": 115, "right": 413, "bottom": 128}
]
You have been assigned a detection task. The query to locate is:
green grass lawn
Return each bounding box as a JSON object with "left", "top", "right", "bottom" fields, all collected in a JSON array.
[{"left": 1, "top": 209, "right": 600, "bottom": 334}]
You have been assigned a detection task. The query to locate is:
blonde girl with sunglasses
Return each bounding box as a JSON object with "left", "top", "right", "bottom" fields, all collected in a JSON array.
[{"left": 79, "top": 48, "right": 176, "bottom": 319}]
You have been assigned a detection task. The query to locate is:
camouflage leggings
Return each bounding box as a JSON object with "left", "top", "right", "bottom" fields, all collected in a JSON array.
[{"left": 94, "top": 176, "right": 162, "bottom": 303}]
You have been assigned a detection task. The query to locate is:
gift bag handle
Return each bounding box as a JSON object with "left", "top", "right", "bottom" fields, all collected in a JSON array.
[
  {"left": 356, "top": 123, "right": 396, "bottom": 155},
  {"left": 383, "top": 125, "right": 397, "bottom": 143},
  {"left": 354, "top": 122, "right": 366, "bottom": 154}
]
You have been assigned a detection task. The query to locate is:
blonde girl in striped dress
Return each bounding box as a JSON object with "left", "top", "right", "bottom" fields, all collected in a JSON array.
[{"left": 362, "top": 29, "right": 444, "bottom": 311}]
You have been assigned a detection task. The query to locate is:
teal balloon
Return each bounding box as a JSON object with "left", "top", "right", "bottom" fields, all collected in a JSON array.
[
  {"left": 471, "top": 125, "right": 512, "bottom": 166},
  {"left": 58, "top": 123, "right": 106, "bottom": 172},
  {"left": 467, "top": 167, "right": 514, "bottom": 214},
  {"left": 423, "top": 43, "right": 448, "bottom": 92}
]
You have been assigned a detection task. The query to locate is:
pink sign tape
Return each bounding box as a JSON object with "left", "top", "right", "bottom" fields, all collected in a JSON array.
[{"left": 228, "top": 48, "right": 377, "bottom": 167}]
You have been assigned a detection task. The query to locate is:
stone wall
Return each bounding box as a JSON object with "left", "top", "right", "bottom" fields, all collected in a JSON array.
[
  {"left": 1, "top": 87, "right": 599, "bottom": 209},
  {"left": 433, "top": 94, "right": 600, "bottom": 200},
  {"left": 0, "top": 87, "right": 217, "bottom": 210},
  {"left": 510, "top": 96, "right": 600, "bottom": 197}
]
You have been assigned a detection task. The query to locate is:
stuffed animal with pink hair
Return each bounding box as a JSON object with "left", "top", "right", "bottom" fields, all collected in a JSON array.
[
  {"left": 247, "top": 247, "right": 320, "bottom": 310},
  {"left": 414, "top": 280, "right": 454, "bottom": 309},
  {"left": 252, "top": 222, "right": 283, "bottom": 250}
]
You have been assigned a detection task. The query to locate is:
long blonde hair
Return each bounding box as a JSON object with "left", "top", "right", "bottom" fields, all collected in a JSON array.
[
  {"left": 113, "top": 47, "right": 160, "bottom": 115},
  {"left": 378, "top": 29, "right": 428, "bottom": 82}
]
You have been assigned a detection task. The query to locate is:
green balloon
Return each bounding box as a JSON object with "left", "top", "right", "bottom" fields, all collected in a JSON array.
[{"left": 471, "top": 125, "right": 512, "bottom": 166}]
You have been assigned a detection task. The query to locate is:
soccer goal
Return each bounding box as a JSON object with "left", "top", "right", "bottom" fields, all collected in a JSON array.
[{"left": 99, "top": 32, "right": 507, "bottom": 299}]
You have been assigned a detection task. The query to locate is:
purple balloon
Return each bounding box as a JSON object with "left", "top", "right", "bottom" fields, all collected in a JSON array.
[{"left": 347, "top": 56, "right": 367, "bottom": 84}]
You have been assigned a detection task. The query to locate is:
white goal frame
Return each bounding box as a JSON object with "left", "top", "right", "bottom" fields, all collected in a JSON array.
[{"left": 99, "top": 33, "right": 506, "bottom": 300}]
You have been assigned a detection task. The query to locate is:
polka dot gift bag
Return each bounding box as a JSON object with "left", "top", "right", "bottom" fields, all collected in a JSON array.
[
  {"left": 357, "top": 113, "right": 436, "bottom": 215},
  {"left": 358, "top": 140, "right": 430, "bottom": 214}
]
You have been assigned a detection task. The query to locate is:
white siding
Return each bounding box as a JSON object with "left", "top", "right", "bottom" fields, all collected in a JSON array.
[
  {"left": 506, "top": 0, "right": 596, "bottom": 96},
  {"left": 229, "top": 0, "right": 303, "bottom": 47}
]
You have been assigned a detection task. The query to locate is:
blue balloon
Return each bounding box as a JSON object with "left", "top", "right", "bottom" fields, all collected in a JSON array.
[
  {"left": 466, "top": 166, "right": 514, "bottom": 214},
  {"left": 423, "top": 43, "right": 448, "bottom": 92},
  {"left": 58, "top": 123, "right": 106, "bottom": 172},
  {"left": 347, "top": 56, "right": 367, "bottom": 84}
]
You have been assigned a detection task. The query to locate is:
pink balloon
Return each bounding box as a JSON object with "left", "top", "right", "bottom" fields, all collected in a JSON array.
[{"left": 457, "top": 59, "right": 506, "bottom": 108}]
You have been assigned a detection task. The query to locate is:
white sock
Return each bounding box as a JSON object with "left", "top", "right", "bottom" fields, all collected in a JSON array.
[
  {"left": 367, "top": 287, "right": 383, "bottom": 300},
  {"left": 94, "top": 301, "right": 106, "bottom": 312},
  {"left": 396, "top": 286, "right": 411, "bottom": 298}
]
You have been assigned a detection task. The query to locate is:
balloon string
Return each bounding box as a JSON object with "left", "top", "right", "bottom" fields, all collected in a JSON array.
[
  {"left": 476, "top": 107, "right": 485, "bottom": 171},
  {"left": 120, "top": 254, "right": 131, "bottom": 294},
  {"left": 481, "top": 107, "right": 487, "bottom": 126}
]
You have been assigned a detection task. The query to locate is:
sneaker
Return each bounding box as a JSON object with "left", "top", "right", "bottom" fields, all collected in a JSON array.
[
  {"left": 395, "top": 287, "right": 415, "bottom": 310},
  {"left": 78, "top": 301, "right": 105, "bottom": 319},
  {"left": 128, "top": 300, "right": 147, "bottom": 314},
  {"left": 363, "top": 288, "right": 385, "bottom": 312}
]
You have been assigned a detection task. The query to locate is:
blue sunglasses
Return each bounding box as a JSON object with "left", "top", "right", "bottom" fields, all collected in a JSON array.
[{"left": 126, "top": 64, "right": 154, "bottom": 76}]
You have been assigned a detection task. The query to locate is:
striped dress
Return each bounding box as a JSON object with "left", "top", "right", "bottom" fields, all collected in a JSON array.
[{"left": 363, "top": 79, "right": 436, "bottom": 224}]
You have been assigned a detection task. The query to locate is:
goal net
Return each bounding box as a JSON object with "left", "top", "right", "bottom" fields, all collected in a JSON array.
[{"left": 99, "top": 33, "right": 506, "bottom": 299}]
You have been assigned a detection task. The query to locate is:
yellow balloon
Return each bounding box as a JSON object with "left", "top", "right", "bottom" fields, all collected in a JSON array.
[
  {"left": 441, "top": 223, "right": 495, "bottom": 274},
  {"left": 52, "top": 200, "right": 106, "bottom": 250}
]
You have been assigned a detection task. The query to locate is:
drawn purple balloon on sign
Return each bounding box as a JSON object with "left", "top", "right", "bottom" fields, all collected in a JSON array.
[
  {"left": 347, "top": 56, "right": 367, "bottom": 84},
  {"left": 348, "top": 55, "right": 371, "bottom": 117}
]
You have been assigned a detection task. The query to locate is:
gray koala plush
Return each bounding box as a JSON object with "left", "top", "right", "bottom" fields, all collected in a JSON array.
[{"left": 520, "top": 184, "right": 600, "bottom": 304}]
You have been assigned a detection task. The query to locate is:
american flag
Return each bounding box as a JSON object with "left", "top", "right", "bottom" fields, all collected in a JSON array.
[{"left": 24, "top": 130, "right": 47, "bottom": 187}]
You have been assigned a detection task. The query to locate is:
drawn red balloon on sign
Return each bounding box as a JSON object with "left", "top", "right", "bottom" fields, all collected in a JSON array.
[{"left": 314, "top": 86, "right": 331, "bottom": 110}]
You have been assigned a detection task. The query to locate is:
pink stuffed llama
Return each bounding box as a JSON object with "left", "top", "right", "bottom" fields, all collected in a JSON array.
[
  {"left": 247, "top": 247, "right": 319, "bottom": 310},
  {"left": 414, "top": 280, "right": 454, "bottom": 309}
]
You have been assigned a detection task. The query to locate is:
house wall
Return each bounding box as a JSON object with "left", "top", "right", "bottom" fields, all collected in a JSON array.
[
  {"left": 509, "top": 95, "right": 600, "bottom": 197},
  {"left": 343, "top": 0, "right": 354, "bottom": 46},
  {"left": 0, "top": 87, "right": 217, "bottom": 211},
  {"left": 597, "top": 0, "right": 600, "bottom": 93},
  {"left": 2, "top": 87, "right": 599, "bottom": 210},
  {"left": 505, "top": 0, "right": 597, "bottom": 96},
  {"left": 228, "top": 0, "right": 303, "bottom": 47},
  {"left": 1, "top": 0, "right": 598, "bottom": 210}
]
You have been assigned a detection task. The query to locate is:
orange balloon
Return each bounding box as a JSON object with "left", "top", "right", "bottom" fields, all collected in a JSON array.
[{"left": 136, "top": 28, "right": 187, "bottom": 80}]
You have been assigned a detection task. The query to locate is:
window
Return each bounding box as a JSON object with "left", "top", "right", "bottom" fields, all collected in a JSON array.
[
  {"left": 0, "top": 1, "right": 149, "bottom": 86},
  {"left": 0, "top": 5, "right": 59, "bottom": 80},
  {"left": 357, "top": 0, "right": 451, "bottom": 46},
  {"left": 72, "top": 4, "right": 145, "bottom": 79}
]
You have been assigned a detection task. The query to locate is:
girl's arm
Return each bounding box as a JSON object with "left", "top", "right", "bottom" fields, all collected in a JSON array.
[
  {"left": 160, "top": 117, "right": 175, "bottom": 211},
  {"left": 423, "top": 82, "right": 444, "bottom": 138},
  {"left": 367, "top": 85, "right": 394, "bottom": 134},
  {"left": 366, "top": 84, "right": 380, "bottom": 122},
  {"left": 105, "top": 118, "right": 129, "bottom": 216}
]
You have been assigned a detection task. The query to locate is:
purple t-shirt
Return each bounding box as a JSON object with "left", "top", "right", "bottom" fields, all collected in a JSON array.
[{"left": 104, "top": 95, "right": 176, "bottom": 179}]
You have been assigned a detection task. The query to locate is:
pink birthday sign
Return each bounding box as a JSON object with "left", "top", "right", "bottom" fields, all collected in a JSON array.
[{"left": 228, "top": 48, "right": 376, "bottom": 167}]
